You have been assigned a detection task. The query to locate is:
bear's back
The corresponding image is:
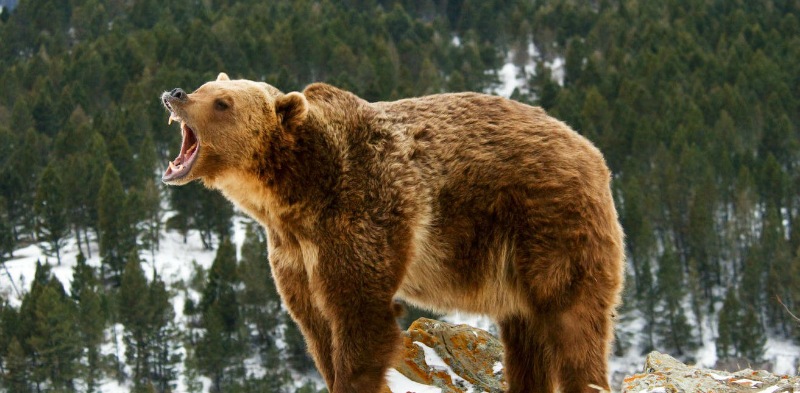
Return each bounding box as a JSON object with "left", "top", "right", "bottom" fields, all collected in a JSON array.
[{"left": 371, "top": 92, "right": 610, "bottom": 198}]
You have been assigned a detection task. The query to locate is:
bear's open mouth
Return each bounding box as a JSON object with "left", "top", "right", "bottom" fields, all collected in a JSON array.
[{"left": 163, "top": 119, "right": 200, "bottom": 182}]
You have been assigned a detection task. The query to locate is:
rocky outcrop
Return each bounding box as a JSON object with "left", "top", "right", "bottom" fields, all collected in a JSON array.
[
  {"left": 395, "top": 318, "right": 507, "bottom": 393},
  {"left": 622, "top": 352, "right": 800, "bottom": 393},
  {"left": 393, "top": 320, "right": 799, "bottom": 393}
]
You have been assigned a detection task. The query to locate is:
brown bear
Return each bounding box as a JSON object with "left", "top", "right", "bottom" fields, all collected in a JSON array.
[{"left": 161, "top": 73, "right": 625, "bottom": 393}]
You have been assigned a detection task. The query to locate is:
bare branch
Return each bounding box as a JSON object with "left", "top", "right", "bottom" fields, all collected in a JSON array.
[{"left": 776, "top": 296, "right": 800, "bottom": 323}]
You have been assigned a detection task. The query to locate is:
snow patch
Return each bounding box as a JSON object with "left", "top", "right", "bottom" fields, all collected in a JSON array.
[
  {"left": 765, "top": 336, "right": 800, "bottom": 375},
  {"left": 387, "top": 368, "right": 442, "bottom": 393},
  {"left": 547, "top": 56, "right": 565, "bottom": 86},
  {"left": 492, "top": 361, "right": 504, "bottom": 374},
  {"left": 413, "top": 341, "right": 473, "bottom": 390},
  {"left": 732, "top": 378, "right": 762, "bottom": 387},
  {"left": 709, "top": 372, "right": 732, "bottom": 381}
]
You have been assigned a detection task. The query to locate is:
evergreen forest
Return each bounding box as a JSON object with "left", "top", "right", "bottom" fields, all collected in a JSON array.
[{"left": 0, "top": 0, "right": 799, "bottom": 391}]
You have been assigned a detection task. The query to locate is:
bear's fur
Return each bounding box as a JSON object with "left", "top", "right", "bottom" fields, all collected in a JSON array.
[{"left": 161, "top": 73, "right": 625, "bottom": 393}]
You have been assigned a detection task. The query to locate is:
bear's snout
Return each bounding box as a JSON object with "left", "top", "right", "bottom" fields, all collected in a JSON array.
[
  {"left": 169, "top": 88, "right": 187, "bottom": 101},
  {"left": 162, "top": 88, "right": 188, "bottom": 112}
]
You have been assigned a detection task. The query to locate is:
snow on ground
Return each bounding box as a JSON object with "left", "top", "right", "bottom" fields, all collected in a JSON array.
[
  {"left": 387, "top": 368, "right": 442, "bottom": 393},
  {"left": 0, "top": 220, "right": 222, "bottom": 303},
  {"left": 766, "top": 337, "right": 800, "bottom": 375},
  {"left": 415, "top": 341, "right": 472, "bottom": 390}
]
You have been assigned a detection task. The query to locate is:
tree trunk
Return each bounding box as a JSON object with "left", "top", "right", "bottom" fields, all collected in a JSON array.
[{"left": 75, "top": 223, "right": 84, "bottom": 256}]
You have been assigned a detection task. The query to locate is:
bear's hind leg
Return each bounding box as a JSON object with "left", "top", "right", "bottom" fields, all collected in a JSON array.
[
  {"left": 328, "top": 306, "right": 401, "bottom": 393},
  {"left": 499, "top": 315, "right": 555, "bottom": 393},
  {"left": 551, "top": 300, "right": 613, "bottom": 393}
]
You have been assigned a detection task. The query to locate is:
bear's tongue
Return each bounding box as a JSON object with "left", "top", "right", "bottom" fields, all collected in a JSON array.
[{"left": 163, "top": 123, "right": 199, "bottom": 181}]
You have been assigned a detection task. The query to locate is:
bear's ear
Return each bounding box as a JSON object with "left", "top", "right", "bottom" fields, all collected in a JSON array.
[
  {"left": 217, "top": 72, "right": 230, "bottom": 81},
  {"left": 275, "top": 92, "right": 308, "bottom": 129}
]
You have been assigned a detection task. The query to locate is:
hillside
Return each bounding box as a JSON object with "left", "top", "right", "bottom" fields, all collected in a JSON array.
[{"left": 1, "top": 0, "right": 800, "bottom": 392}]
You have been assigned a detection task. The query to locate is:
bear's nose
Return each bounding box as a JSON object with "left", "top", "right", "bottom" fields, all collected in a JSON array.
[{"left": 170, "top": 88, "right": 188, "bottom": 101}]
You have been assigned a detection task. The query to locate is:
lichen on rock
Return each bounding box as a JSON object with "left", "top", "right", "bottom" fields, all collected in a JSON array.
[
  {"left": 394, "top": 318, "right": 507, "bottom": 393},
  {"left": 622, "top": 352, "right": 800, "bottom": 393}
]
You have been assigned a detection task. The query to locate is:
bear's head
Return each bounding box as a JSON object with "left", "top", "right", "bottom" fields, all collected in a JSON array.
[{"left": 160, "top": 72, "right": 308, "bottom": 186}]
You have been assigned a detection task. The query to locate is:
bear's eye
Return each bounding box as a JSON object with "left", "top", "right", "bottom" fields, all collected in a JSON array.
[{"left": 214, "top": 99, "right": 230, "bottom": 111}]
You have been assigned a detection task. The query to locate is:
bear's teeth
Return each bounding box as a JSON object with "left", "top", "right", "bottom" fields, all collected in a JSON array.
[{"left": 168, "top": 113, "right": 180, "bottom": 125}]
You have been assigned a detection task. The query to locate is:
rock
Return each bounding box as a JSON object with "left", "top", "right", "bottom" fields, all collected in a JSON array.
[
  {"left": 394, "top": 318, "right": 507, "bottom": 393},
  {"left": 622, "top": 351, "right": 800, "bottom": 393}
]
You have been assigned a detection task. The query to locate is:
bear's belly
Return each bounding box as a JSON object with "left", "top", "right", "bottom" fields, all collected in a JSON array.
[{"left": 395, "top": 225, "right": 527, "bottom": 318}]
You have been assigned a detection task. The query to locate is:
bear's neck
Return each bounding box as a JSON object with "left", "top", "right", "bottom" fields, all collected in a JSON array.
[{"left": 215, "top": 116, "right": 341, "bottom": 234}]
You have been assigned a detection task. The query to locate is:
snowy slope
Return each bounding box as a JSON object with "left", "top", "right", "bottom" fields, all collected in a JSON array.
[{"left": 1, "top": 216, "right": 226, "bottom": 393}]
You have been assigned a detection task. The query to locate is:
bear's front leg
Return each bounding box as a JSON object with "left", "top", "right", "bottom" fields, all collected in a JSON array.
[
  {"left": 314, "top": 241, "right": 405, "bottom": 393},
  {"left": 270, "top": 256, "right": 337, "bottom": 388}
]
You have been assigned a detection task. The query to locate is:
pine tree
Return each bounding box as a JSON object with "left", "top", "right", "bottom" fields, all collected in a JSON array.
[
  {"left": 28, "top": 281, "right": 82, "bottom": 391},
  {"left": 52, "top": 107, "right": 92, "bottom": 159},
  {"left": 655, "top": 248, "right": 697, "bottom": 359},
  {"left": 238, "top": 223, "right": 287, "bottom": 373},
  {"left": 0, "top": 302, "right": 24, "bottom": 387},
  {"left": 3, "top": 337, "right": 32, "bottom": 393},
  {"left": 135, "top": 181, "right": 163, "bottom": 260},
  {"left": 638, "top": 256, "right": 657, "bottom": 354},
  {"left": 108, "top": 128, "right": 137, "bottom": 189},
  {"left": 239, "top": 224, "right": 281, "bottom": 344},
  {"left": 0, "top": 197, "right": 14, "bottom": 259},
  {"left": 196, "top": 239, "right": 245, "bottom": 391},
  {"left": 182, "top": 345, "right": 205, "bottom": 393},
  {"left": 10, "top": 96, "right": 35, "bottom": 132},
  {"left": 738, "top": 305, "right": 767, "bottom": 363},
  {"left": 86, "top": 132, "right": 112, "bottom": 258},
  {"left": 531, "top": 60, "right": 559, "bottom": 110},
  {"left": 148, "top": 270, "right": 181, "bottom": 393},
  {"left": 761, "top": 205, "right": 794, "bottom": 334},
  {"left": 730, "top": 166, "right": 757, "bottom": 278},
  {"left": 194, "top": 188, "right": 234, "bottom": 250},
  {"left": 686, "top": 257, "right": 704, "bottom": 339},
  {"left": 51, "top": 108, "right": 96, "bottom": 256},
  {"left": 564, "top": 37, "right": 585, "bottom": 87},
  {"left": 740, "top": 247, "right": 765, "bottom": 316},
  {"left": 118, "top": 251, "right": 152, "bottom": 388},
  {"left": 123, "top": 185, "right": 146, "bottom": 249},
  {"left": 686, "top": 175, "right": 720, "bottom": 300},
  {"left": 167, "top": 185, "right": 196, "bottom": 244},
  {"left": 34, "top": 162, "right": 69, "bottom": 265},
  {"left": 70, "top": 253, "right": 106, "bottom": 392},
  {"left": 98, "top": 163, "right": 135, "bottom": 285},
  {"left": 717, "top": 288, "right": 740, "bottom": 359},
  {"left": 62, "top": 153, "right": 93, "bottom": 256}
]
